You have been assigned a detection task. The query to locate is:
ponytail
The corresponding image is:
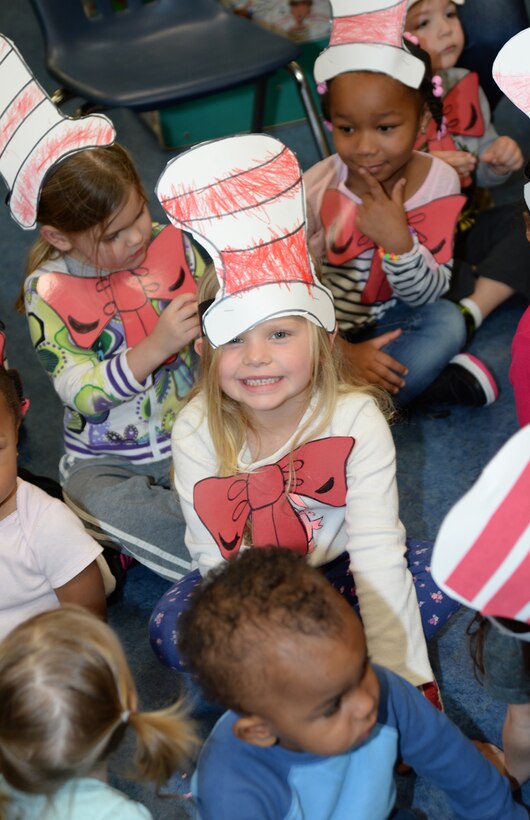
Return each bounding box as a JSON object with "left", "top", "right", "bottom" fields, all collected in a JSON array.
[{"left": 128, "top": 702, "right": 198, "bottom": 789}]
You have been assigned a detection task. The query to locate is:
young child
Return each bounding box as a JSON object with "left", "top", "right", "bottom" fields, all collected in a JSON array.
[
  {"left": 432, "top": 425, "right": 530, "bottom": 789},
  {"left": 177, "top": 547, "right": 525, "bottom": 819},
  {"left": 0, "top": 365, "right": 108, "bottom": 640},
  {"left": 0, "top": 605, "right": 197, "bottom": 819},
  {"left": 304, "top": 0, "right": 498, "bottom": 407},
  {"left": 149, "top": 132, "right": 458, "bottom": 703},
  {"left": 406, "top": 0, "right": 527, "bottom": 340},
  {"left": 0, "top": 35, "right": 204, "bottom": 581}
]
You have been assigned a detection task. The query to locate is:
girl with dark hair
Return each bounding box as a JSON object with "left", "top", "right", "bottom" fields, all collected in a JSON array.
[{"left": 304, "top": 0, "right": 498, "bottom": 408}]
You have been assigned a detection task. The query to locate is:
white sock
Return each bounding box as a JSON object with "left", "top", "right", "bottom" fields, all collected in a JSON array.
[{"left": 460, "top": 297, "right": 483, "bottom": 329}]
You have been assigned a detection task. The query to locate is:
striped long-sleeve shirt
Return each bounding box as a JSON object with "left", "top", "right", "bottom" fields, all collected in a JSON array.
[{"left": 304, "top": 153, "right": 461, "bottom": 334}]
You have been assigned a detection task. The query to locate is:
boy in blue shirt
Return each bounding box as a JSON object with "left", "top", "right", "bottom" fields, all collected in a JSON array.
[{"left": 178, "top": 548, "right": 525, "bottom": 819}]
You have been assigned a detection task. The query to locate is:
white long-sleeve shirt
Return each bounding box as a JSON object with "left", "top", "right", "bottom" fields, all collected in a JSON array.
[{"left": 172, "top": 391, "right": 433, "bottom": 686}]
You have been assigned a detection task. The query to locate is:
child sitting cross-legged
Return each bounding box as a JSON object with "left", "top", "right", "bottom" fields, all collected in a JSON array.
[{"left": 178, "top": 548, "right": 525, "bottom": 820}]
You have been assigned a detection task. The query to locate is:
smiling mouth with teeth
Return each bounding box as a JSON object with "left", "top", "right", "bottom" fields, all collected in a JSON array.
[{"left": 243, "top": 377, "right": 281, "bottom": 386}]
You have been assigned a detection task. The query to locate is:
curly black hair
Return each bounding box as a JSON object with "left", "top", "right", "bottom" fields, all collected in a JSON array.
[
  {"left": 320, "top": 38, "right": 444, "bottom": 133},
  {"left": 177, "top": 548, "right": 349, "bottom": 713},
  {"left": 0, "top": 366, "right": 24, "bottom": 428}
]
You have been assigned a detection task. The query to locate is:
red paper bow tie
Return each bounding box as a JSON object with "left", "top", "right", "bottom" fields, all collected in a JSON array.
[
  {"left": 193, "top": 436, "right": 354, "bottom": 559},
  {"left": 416, "top": 71, "right": 484, "bottom": 153},
  {"left": 35, "top": 225, "right": 196, "bottom": 350},
  {"left": 320, "top": 190, "right": 466, "bottom": 305}
]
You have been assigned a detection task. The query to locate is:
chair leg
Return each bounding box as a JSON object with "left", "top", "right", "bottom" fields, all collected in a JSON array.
[
  {"left": 50, "top": 88, "right": 76, "bottom": 106},
  {"left": 252, "top": 77, "right": 268, "bottom": 133},
  {"left": 286, "top": 61, "right": 331, "bottom": 160}
]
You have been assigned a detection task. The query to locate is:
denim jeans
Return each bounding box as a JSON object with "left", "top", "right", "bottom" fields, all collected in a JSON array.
[{"left": 344, "top": 299, "right": 466, "bottom": 407}]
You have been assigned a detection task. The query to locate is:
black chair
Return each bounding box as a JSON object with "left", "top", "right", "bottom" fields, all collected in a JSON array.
[{"left": 28, "top": 0, "right": 330, "bottom": 158}]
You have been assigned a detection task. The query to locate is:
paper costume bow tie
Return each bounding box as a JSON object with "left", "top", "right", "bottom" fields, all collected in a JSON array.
[
  {"left": 34, "top": 226, "right": 196, "bottom": 350},
  {"left": 320, "top": 191, "right": 466, "bottom": 304},
  {"left": 193, "top": 437, "right": 354, "bottom": 559},
  {"left": 416, "top": 72, "right": 484, "bottom": 152}
]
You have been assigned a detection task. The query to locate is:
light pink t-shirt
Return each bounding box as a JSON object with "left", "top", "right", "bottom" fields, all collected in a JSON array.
[{"left": 0, "top": 478, "right": 101, "bottom": 640}]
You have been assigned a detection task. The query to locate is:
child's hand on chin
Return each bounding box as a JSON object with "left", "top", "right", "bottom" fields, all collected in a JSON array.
[
  {"left": 355, "top": 170, "right": 413, "bottom": 255},
  {"left": 480, "top": 137, "right": 524, "bottom": 176}
]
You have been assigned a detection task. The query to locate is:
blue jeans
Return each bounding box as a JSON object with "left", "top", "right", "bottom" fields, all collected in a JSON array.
[
  {"left": 149, "top": 539, "right": 460, "bottom": 671},
  {"left": 344, "top": 300, "right": 466, "bottom": 407}
]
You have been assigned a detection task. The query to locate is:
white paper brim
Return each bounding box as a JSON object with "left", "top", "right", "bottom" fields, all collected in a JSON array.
[
  {"left": 203, "top": 281, "right": 336, "bottom": 348},
  {"left": 314, "top": 42, "right": 425, "bottom": 89}
]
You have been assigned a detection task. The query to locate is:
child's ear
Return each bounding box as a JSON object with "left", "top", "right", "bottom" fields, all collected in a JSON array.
[
  {"left": 329, "top": 323, "right": 338, "bottom": 348},
  {"left": 419, "top": 103, "right": 430, "bottom": 134},
  {"left": 232, "top": 715, "right": 278, "bottom": 748},
  {"left": 39, "top": 225, "right": 74, "bottom": 253},
  {"left": 194, "top": 337, "right": 203, "bottom": 357}
]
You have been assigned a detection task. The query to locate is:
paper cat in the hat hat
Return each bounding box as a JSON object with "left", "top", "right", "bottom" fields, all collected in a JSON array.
[
  {"left": 0, "top": 33, "right": 115, "bottom": 230},
  {"left": 314, "top": 0, "right": 426, "bottom": 90},
  {"left": 432, "top": 426, "right": 530, "bottom": 640},
  {"left": 156, "top": 133, "right": 335, "bottom": 349}
]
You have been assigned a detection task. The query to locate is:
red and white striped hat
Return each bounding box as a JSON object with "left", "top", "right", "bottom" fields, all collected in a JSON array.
[
  {"left": 492, "top": 27, "right": 530, "bottom": 209},
  {"left": 156, "top": 134, "right": 335, "bottom": 349},
  {"left": 432, "top": 426, "right": 530, "bottom": 638},
  {"left": 314, "top": 0, "right": 425, "bottom": 89},
  {"left": 0, "top": 34, "right": 115, "bottom": 230}
]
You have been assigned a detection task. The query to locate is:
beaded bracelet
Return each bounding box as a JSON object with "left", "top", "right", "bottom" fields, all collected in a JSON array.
[{"left": 377, "top": 226, "right": 417, "bottom": 261}]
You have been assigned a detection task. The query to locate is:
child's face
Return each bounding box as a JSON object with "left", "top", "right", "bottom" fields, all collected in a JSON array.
[
  {"left": 329, "top": 72, "right": 425, "bottom": 196},
  {"left": 290, "top": 1, "right": 311, "bottom": 24},
  {"left": 217, "top": 315, "right": 313, "bottom": 429},
  {"left": 406, "top": 0, "right": 465, "bottom": 73},
  {"left": 0, "top": 396, "right": 18, "bottom": 521},
  {"left": 248, "top": 604, "right": 380, "bottom": 756},
  {"left": 64, "top": 186, "right": 152, "bottom": 272}
]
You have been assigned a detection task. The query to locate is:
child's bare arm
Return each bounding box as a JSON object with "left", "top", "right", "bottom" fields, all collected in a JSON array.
[
  {"left": 55, "top": 560, "right": 107, "bottom": 620},
  {"left": 126, "top": 291, "right": 200, "bottom": 383},
  {"left": 430, "top": 149, "right": 477, "bottom": 178}
]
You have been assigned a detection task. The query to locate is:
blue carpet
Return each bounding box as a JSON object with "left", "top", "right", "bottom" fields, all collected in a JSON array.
[{"left": 1, "top": 2, "right": 529, "bottom": 817}]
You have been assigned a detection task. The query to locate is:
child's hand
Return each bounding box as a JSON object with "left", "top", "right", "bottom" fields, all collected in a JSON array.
[
  {"left": 127, "top": 292, "right": 200, "bottom": 383},
  {"left": 480, "top": 136, "right": 523, "bottom": 176},
  {"left": 430, "top": 149, "right": 477, "bottom": 178},
  {"left": 355, "top": 170, "right": 413, "bottom": 255},
  {"left": 338, "top": 331, "right": 408, "bottom": 395},
  {"left": 152, "top": 292, "right": 201, "bottom": 356}
]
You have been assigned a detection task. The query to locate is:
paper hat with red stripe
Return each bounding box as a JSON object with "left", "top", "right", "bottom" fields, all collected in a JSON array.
[
  {"left": 432, "top": 426, "right": 530, "bottom": 637},
  {"left": 407, "top": 0, "right": 463, "bottom": 8},
  {"left": 0, "top": 34, "right": 115, "bottom": 230},
  {"left": 314, "top": 0, "right": 425, "bottom": 89},
  {"left": 492, "top": 27, "right": 530, "bottom": 210},
  {"left": 156, "top": 134, "right": 335, "bottom": 348}
]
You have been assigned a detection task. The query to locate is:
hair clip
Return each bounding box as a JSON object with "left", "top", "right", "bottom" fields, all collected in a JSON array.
[
  {"left": 324, "top": 120, "right": 333, "bottom": 133},
  {"left": 403, "top": 31, "right": 419, "bottom": 46},
  {"left": 316, "top": 81, "right": 328, "bottom": 95},
  {"left": 432, "top": 75, "right": 444, "bottom": 97}
]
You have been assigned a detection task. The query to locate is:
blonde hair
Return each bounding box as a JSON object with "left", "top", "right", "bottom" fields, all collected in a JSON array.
[
  {"left": 0, "top": 606, "right": 197, "bottom": 814},
  {"left": 17, "top": 143, "right": 147, "bottom": 312},
  {"left": 194, "top": 266, "right": 392, "bottom": 476}
]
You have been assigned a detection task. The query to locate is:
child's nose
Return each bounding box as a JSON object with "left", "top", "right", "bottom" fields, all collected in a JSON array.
[
  {"left": 243, "top": 339, "right": 269, "bottom": 365},
  {"left": 354, "top": 131, "right": 376, "bottom": 156},
  {"left": 127, "top": 224, "right": 144, "bottom": 246}
]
